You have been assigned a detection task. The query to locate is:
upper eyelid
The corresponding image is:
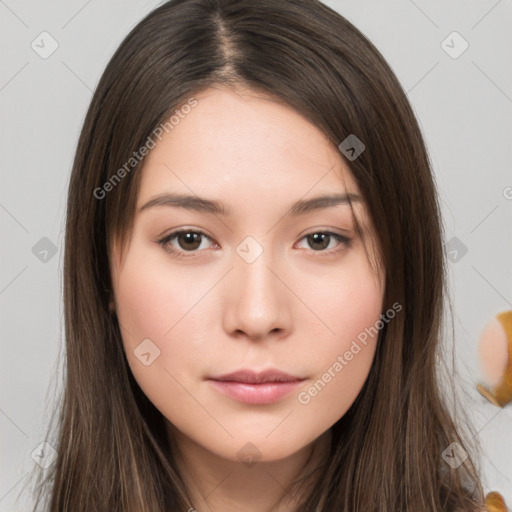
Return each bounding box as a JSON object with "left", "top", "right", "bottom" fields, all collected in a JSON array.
[
  {"left": 161, "top": 228, "right": 213, "bottom": 244},
  {"left": 160, "top": 228, "right": 350, "bottom": 251},
  {"left": 161, "top": 228, "right": 349, "bottom": 240}
]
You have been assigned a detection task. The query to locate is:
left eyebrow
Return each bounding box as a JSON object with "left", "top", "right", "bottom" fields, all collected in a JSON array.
[
  {"left": 138, "top": 192, "right": 361, "bottom": 217},
  {"left": 288, "top": 193, "right": 361, "bottom": 215}
]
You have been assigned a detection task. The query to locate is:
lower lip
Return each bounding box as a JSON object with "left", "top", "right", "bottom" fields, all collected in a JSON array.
[{"left": 207, "top": 379, "right": 304, "bottom": 404}]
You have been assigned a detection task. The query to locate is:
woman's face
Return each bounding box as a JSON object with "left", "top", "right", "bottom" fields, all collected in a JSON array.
[{"left": 110, "top": 86, "right": 385, "bottom": 464}]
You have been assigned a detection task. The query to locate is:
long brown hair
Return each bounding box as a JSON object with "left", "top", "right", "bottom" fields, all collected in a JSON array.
[{"left": 31, "top": 0, "right": 485, "bottom": 510}]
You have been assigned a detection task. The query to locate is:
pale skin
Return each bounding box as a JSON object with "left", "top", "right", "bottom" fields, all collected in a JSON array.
[{"left": 109, "top": 85, "right": 386, "bottom": 512}]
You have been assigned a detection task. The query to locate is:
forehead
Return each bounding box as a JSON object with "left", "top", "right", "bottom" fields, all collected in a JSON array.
[{"left": 137, "top": 86, "right": 360, "bottom": 208}]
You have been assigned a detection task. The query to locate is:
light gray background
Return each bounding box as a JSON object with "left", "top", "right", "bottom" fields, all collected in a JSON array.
[{"left": 1, "top": 0, "right": 511, "bottom": 510}]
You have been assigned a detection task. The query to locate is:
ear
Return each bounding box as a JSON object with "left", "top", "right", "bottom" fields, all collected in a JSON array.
[{"left": 109, "top": 295, "right": 116, "bottom": 313}]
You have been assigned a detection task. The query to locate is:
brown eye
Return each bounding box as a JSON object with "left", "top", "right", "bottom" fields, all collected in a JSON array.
[
  {"left": 306, "top": 233, "right": 331, "bottom": 251},
  {"left": 158, "top": 229, "right": 214, "bottom": 257},
  {"left": 296, "top": 231, "right": 352, "bottom": 255},
  {"left": 176, "top": 232, "right": 202, "bottom": 251}
]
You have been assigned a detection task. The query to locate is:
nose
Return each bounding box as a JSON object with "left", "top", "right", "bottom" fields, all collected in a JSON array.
[{"left": 222, "top": 250, "right": 293, "bottom": 342}]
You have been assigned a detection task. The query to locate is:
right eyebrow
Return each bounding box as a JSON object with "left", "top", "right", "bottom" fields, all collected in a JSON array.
[{"left": 138, "top": 193, "right": 229, "bottom": 215}]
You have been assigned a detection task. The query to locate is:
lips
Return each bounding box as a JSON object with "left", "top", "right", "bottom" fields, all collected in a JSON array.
[
  {"left": 209, "top": 369, "right": 304, "bottom": 384},
  {"left": 207, "top": 369, "right": 306, "bottom": 404}
]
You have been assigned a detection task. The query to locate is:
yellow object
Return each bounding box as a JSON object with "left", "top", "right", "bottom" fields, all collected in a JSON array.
[
  {"left": 484, "top": 491, "right": 508, "bottom": 512},
  {"left": 477, "top": 311, "right": 512, "bottom": 407}
]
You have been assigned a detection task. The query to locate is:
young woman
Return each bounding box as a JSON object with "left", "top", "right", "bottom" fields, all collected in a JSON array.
[{"left": 32, "top": 0, "right": 490, "bottom": 510}]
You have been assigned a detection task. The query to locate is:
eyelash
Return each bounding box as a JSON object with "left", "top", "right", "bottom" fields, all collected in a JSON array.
[{"left": 157, "top": 229, "right": 352, "bottom": 260}]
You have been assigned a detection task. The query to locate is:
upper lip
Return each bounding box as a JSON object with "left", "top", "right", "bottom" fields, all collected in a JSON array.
[{"left": 208, "top": 369, "right": 304, "bottom": 384}]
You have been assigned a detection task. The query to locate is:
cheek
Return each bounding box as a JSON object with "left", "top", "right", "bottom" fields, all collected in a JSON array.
[
  {"left": 114, "top": 243, "right": 214, "bottom": 346},
  {"left": 294, "top": 257, "right": 383, "bottom": 421},
  {"left": 298, "top": 249, "right": 383, "bottom": 351},
  {"left": 112, "top": 247, "right": 217, "bottom": 393},
  {"left": 116, "top": 267, "right": 181, "bottom": 342}
]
